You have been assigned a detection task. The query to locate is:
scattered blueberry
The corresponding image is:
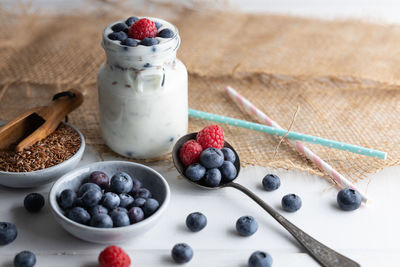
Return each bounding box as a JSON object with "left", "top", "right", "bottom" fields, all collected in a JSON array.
[
  {"left": 131, "top": 177, "right": 142, "bottom": 193},
  {"left": 248, "top": 251, "right": 273, "bottom": 267},
  {"left": 14, "top": 251, "right": 36, "bottom": 267},
  {"left": 200, "top": 148, "right": 224, "bottom": 168},
  {"left": 111, "top": 22, "right": 128, "bottom": 33},
  {"left": 108, "top": 31, "right": 128, "bottom": 41},
  {"left": 281, "top": 194, "right": 302, "bottom": 212},
  {"left": 88, "top": 205, "right": 108, "bottom": 217},
  {"left": 0, "top": 222, "right": 18, "bottom": 245},
  {"left": 133, "top": 188, "right": 152, "bottom": 199},
  {"left": 119, "top": 193, "right": 134, "bottom": 208},
  {"left": 140, "top": 37, "right": 159, "bottom": 46},
  {"left": 185, "top": 163, "right": 206, "bottom": 182},
  {"left": 186, "top": 212, "right": 207, "bottom": 232},
  {"left": 89, "top": 171, "right": 109, "bottom": 189},
  {"left": 337, "top": 188, "right": 362, "bottom": 211},
  {"left": 158, "top": 28, "right": 174, "bottom": 38},
  {"left": 110, "top": 211, "right": 130, "bottom": 227},
  {"left": 78, "top": 183, "right": 101, "bottom": 197},
  {"left": 121, "top": 38, "right": 139, "bottom": 47},
  {"left": 109, "top": 207, "right": 128, "bottom": 216},
  {"left": 143, "top": 63, "right": 151, "bottom": 68},
  {"left": 221, "top": 147, "right": 236, "bottom": 163},
  {"left": 219, "top": 161, "right": 237, "bottom": 181},
  {"left": 24, "top": 193, "right": 45, "bottom": 213},
  {"left": 125, "top": 16, "right": 139, "bottom": 26},
  {"left": 58, "top": 189, "right": 77, "bottom": 210},
  {"left": 262, "top": 174, "right": 280, "bottom": 192},
  {"left": 128, "top": 207, "right": 144, "bottom": 223},
  {"left": 131, "top": 197, "right": 146, "bottom": 208},
  {"left": 236, "top": 216, "right": 258, "bottom": 236},
  {"left": 90, "top": 214, "right": 113, "bottom": 228},
  {"left": 143, "top": 198, "right": 159, "bottom": 217},
  {"left": 110, "top": 172, "right": 133, "bottom": 194},
  {"left": 171, "top": 243, "right": 193, "bottom": 264},
  {"left": 102, "top": 192, "right": 121, "bottom": 210},
  {"left": 67, "top": 207, "right": 91, "bottom": 225},
  {"left": 155, "top": 21, "right": 162, "bottom": 29},
  {"left": 204, "top": 168, "right": 222, "bottom": 187},
  {"left": 80, "top": 189, "right": 102, "bottom": 208}
]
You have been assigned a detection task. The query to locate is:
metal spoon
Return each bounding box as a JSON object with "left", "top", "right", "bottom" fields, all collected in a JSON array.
[{"left": 172, "top": 133, "right": 360, "bottom": 267}]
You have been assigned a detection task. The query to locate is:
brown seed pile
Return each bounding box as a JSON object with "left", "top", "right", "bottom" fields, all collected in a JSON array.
[{"left": 0, "top": 124, "right": 81, "bottom": 172}]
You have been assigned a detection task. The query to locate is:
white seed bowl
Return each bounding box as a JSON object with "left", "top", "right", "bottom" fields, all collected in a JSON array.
[
  {"left": 0, "top": 123, "right": 85, "bottom": 188},
  {"left": 49, "top": 161, "right": 170, "bottom": 244}
]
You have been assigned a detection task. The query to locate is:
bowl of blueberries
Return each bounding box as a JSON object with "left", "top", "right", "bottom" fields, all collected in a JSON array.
[{"left": 49, "top": 161, "right": 170, "bottom": 244}]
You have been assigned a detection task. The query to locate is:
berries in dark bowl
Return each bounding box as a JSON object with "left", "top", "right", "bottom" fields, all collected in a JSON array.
[{"left": 49, "top": 161, "right": 170, "bottom": 244}]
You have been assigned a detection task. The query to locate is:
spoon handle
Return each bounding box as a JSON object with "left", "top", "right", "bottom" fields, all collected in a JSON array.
[{"left": 227, "top": 182, "right": 360, "bottom": 267}]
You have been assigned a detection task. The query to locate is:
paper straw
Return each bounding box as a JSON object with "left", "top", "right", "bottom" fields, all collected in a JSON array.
[
  {"left": 225, "top": 86, "right": 369, "bottom": 203},
  {"left": 188, "top": 109, "right": 386, "bottom": 160}
]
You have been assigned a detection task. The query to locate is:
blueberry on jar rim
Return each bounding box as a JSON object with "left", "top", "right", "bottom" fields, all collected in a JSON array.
[
  {"left": 108, "top": 31, "right": 128, "bottom": 42},
  {"left": 111, "top": 22, "right": 129, "bottom": 33},
  {"left": 158, "top": 28, "right": 174, "bottom": 38},
  {"left": 140, "top": 37, "right": 159, "bottom": 46}
]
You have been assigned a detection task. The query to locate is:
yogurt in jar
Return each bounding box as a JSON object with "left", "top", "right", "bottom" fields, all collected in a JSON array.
[{"left": 98, "top": 17, "right": 188, "bottom": 159}]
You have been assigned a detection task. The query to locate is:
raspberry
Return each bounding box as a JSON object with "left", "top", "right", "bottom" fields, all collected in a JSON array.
[
  {"left": 129, "top": 18, "right": 157, "bottom": 40},
  {"left": 196, "top": 125, "right": 224, "bottom": 149},
  {"left": 180, "top": 140, "right": 203, "bottom": 166},
  {"left": 98, "top": 246, "right": 131, "bottom": 267}
]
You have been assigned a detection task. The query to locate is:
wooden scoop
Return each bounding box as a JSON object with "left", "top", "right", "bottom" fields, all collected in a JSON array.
[{"left": 0, "top": 89, "right": 83, "bottom": 152}]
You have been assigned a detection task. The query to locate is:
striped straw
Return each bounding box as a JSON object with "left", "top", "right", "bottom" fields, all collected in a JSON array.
[{"left": 225, "top": 86, "right": 369, "bottom": 203}]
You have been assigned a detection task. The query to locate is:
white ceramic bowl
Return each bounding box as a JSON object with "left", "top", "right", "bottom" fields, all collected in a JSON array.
[
  {"left": 0, "top": 123, "right": 85, "bottom": 188},
  {"left": 49, "top": 161, "right": 170, "bottom": 244}
]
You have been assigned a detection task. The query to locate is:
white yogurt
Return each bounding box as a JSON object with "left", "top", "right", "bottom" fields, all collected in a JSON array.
[{"left": 97, "top": 17, "right": 188, "bottom": 159}]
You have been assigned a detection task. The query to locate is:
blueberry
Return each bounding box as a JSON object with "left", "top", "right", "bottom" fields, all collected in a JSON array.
[
  {"left": 248, "top": 251, "right": 273, "bottom": 267},
  {"left": 58, "top": 189, "right": 77, "bottom": 210},
  {"left": 67, "top": 207, "right": 91, "bottom": 225},
  {"left": 171, "top": 243, "right": 193, "bottom": 264},
  {"left": 236, "top": 216, "right": 258, "bottom": 236},
  {"left": 0, "top": 222, "right": 18, "bottom": 245},
  {"left": 111, "top": 22, "right": 128, "bottom": 32},
  {"left": 80, "top": 189, "right": 102, "bottom": 208},
  {"left": 102, "top": 192, "right": 120, "bottom": 210},
  {"left": 110, "top": 211, "right": 130, "bottom": 227},
  {"left": 133, "top": 188, "right": 152, "bottom": 199},
  {"left": 125, "top": 16, "right": 139, "bottom": 26},
  {"left": 262, "top": 174, "right": 280, "bottom": 191},
  {"left": 140, "top": 37, "right": 159, "bottom": 46},
  {"left": 185, "top": 163, "right": 206, "bottom": 182},
  {"left": 128, "top": 207, "right": 144, "bottom": 223},
  {"left": 337, "top": 188, "right": 362, "bottom": 211},
  {"left": 89, "top": 171, "right": 109, "bottom": 189},
  {"left": 88, "top": 205, "right": 108, "bottom": 217},
  {"left": 131, "top": 177, "right": 142, "bottom": 193},
  {"left": 158, "top": 28, "right": 174, "bottom": 38},
  {"left": 109, "top": 207, "right": 128, "bottom": 217},
  {"left": 24, "top": 193, "right": 45, "bottom": 213},
  {"left": 90, "top": 214, "right": 113, "bottom": 228},
  {"left": 78, "top": 183, "right": 101, "bottom": 197},
  {"left": 110, "top": 172, "right": 133, "bottom": 194},
  {"left": 119, "top": 193, "right": 134, "bottom": 208},
  {"left": 219, "top": 161, "right": 237, "bottom": 182},
  {"left": 131, "top": 197, "right": 146, "bottom": 208},
  {"left": 220, "top": 147, "right": 236, "bottom": 163},
  {"left": 204, "top": 168, "right": 222, "bottom": 187},
  {"left": 108, "top": 31, "right": 128, "bottom": 41},
  {"left": 155, "top": 21, "right": 162, "bottom": 29},
  {"left": 14, "top": 251, "right": 36, "bottom": 267},
  {"left": 200, "top": 148, "right": 224, "bottom": 168},
  {"left": 121, "top": 38, "right": 139, "bottom": 47},
  {"left": 281, "top": 194, "right": 302, "bottom": 212},
  {"left": 143, "top": 198, "right": 159, "bottom": 217},
  {"left": 186, "top": 212, "right": 207, "bottom": 232}
]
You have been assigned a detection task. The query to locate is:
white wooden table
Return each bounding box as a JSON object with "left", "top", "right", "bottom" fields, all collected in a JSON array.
[{"left": 0, "top": 145, "right": 399, "bottom": 266}]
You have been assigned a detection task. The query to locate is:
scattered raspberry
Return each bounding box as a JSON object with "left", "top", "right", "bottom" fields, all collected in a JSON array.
[
  {"left": 196, "top": 125, "right": 225, "bottom": 149},
  {"left": 180, "top": 140, "right": 203, "bottom": 166},
  {"left": 98, "top": 246, "right": 131, "bottom": 267},
  {"left": 129, "top": 18, "right": 157, "bottom": 40}
]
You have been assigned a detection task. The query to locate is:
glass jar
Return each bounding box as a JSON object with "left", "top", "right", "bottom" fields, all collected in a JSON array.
[{"left": 97, "top": 17, "right": 188, "bottom": 159}]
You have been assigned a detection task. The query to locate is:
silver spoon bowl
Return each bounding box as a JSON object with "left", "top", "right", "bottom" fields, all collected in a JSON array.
[{"left": 172, "top": 132, "right": 360, "bottom": 267}]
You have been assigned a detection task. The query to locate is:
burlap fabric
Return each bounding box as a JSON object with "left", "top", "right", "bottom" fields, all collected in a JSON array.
[{"left": 1, "top": 4, "right": 399, "bottom": 183}]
